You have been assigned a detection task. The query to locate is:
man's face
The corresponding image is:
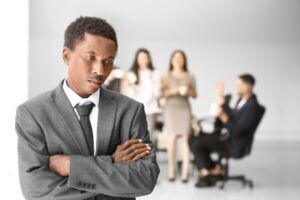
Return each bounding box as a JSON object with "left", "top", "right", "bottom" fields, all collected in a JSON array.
[
  {"left": 63, "top": 32, "right": 117, "bottom": 98},
  {"left": 235, "top": 78, "right": 251, "bottom": 96}
]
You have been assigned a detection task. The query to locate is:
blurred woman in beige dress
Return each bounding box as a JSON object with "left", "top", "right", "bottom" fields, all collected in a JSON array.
[{"left": 162, "top": 50, "right": 197, "bottom": 182}]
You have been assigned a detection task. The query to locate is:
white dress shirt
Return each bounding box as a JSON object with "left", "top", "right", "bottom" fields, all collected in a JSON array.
[
  {"left": 63, "top": 79, "right": 100, "bottom": 155},
  {"left": 237, "top": 99, "right": 246, "bottom": 110}
]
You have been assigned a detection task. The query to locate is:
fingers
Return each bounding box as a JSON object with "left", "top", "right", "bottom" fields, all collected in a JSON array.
[
  {"left": 118, "top": 139, "right": 142, "bottom": 151},
  {"left": 122, "top": 147, "right": 150, "bottom": 163},
  {"left": 127, "top": 147, "right": 150, "bottom": 159},
  {"left": 131, "top": 150, "right": 151, "bottom": 162},
  {"left": 123, "top": 143, "right": 150, "bottom": 155},
  {"left": 113, "top": 139, "right": 152, "bottom": 163}
]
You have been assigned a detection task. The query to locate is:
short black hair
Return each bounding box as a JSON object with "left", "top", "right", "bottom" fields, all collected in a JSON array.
[
  {"left": 239, "top": 73, "right": 256, "bottom": 87},
  {"left": 64, "top": 16, "right": 118, "bottom": 50}
]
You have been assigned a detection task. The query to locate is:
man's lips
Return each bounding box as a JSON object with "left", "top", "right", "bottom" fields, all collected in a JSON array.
[{"left": 88, "top": 79, "right": 102, "bottom": 85}]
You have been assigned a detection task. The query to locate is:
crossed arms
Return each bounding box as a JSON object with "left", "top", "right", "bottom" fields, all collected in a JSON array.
[{"left": 15, "top": 103, "right": 160, "bottom": 200}]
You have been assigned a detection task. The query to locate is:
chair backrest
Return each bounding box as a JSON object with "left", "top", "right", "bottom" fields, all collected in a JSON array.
[{"left": 244, "top": 104, "right": 266, "bottom": 155}]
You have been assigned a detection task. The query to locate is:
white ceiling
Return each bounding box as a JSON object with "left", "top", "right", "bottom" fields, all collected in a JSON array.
[{"left": 30, "top": 0, "right": 300, "bottom": 43}]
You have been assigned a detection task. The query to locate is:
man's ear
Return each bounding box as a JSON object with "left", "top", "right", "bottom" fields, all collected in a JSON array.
[{"left": 62, "top": 47, "right": 71, "bottom": 65}]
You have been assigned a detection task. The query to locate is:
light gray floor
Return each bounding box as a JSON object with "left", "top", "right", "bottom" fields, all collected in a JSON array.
[{"left": 138, "top": 141, "right": 300, "bottom": 200}]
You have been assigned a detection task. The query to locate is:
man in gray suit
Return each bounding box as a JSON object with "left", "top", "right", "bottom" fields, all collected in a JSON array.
[{"left": 15, "top": 16, "right": 160, "bottom": 200}]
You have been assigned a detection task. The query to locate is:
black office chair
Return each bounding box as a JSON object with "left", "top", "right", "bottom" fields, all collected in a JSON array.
[{"left": 217, "top": 104, "right": 266, "bottom": 189}]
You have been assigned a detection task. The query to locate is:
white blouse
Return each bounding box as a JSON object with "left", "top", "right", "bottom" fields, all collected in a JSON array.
[{"left": 125, "top": 69, "right": 162, "bottom": 115}]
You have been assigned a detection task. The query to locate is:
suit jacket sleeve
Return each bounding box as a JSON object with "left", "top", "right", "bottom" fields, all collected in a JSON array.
[
  {"left": 221, "top": 102, "right": 234, "bottom": 119},
  {"left": 223, "top": 102, "right": 258, "bottom": 137},
  {"left": 68, "top": 103, "right": 160, "bottom": 198},
  {"left": 16, "top": 105, "right": 98, "bottom": 200}
]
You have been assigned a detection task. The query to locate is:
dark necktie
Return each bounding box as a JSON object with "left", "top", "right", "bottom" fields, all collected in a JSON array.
[{"left": 75, "top": 102, "right": 95, "bottom": 155}]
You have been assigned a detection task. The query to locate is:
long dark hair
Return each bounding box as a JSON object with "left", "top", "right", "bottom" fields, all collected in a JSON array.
[
  {"left": 169, "top": 50, "right": 188, "bottom": 72},
  {"left": 130, "top": 48, "right": 154, "bottom": 84}
]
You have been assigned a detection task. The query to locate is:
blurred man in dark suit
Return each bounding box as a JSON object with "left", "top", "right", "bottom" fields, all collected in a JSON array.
[{"left": 189, "top": 74, "right": 260, "bottom": 187}]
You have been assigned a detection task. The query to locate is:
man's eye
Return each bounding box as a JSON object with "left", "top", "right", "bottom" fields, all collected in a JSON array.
[
  {"left": 86, "top": 55, "right": 96, "bottom": 61},
  {"left": 104, "top": 59, "right": 114, "bottom": 65}
]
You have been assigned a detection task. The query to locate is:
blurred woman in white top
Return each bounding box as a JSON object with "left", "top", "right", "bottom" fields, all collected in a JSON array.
[{"left": 123, "top": 48, "right": 162, "bottom": 146}]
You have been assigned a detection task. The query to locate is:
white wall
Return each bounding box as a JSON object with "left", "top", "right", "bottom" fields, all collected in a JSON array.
[
  {"left": 29, "top": 0, "right": 300, "bottom": 140},
  {"left": 0, "top": 0, "right": 28, "bottom": 199}
]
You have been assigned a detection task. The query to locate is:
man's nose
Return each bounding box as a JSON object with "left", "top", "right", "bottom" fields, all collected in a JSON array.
[{"left": 93, "top": 61, "right": 105, "bottom": 74}]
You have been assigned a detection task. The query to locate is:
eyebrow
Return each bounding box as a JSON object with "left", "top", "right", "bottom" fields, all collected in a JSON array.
[{"left": 83, "top": 51, "right": 115, "bottom": 60}]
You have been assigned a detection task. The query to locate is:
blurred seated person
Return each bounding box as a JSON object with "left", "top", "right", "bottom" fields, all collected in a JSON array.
[{"left": 189, "top": 74, "right": 260, "bottom": 187}]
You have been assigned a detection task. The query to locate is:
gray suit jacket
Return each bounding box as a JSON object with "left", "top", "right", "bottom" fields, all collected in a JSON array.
[{"left": 15, "top": 80, "right": 160, "bottom": 200}]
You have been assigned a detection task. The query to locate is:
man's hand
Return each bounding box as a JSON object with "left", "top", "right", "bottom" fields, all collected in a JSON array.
[
  {"left": 49, "top": 155, "right": 70, "bottom": 177},
  {"left": 112, "top": 139, "right": 151, "bottom": 163}
]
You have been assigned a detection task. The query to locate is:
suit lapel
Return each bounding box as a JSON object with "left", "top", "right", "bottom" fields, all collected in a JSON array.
[
  {"left": 50, "top": 81, "right": 90, "bottom": 156},
  {"left": 96, "top": 87, "right": 117, "bottom": 155}
]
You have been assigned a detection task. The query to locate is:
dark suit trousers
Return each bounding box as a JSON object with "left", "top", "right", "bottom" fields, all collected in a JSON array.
[{"left": 188, "top": 133, "right": 227, "bottom": 170}]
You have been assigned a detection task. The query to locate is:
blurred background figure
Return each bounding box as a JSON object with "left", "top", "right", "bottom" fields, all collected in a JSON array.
[
  {"left": 123, "top": 48, "right": 162, "bottom": 147},
  {"left": 189, "top": 74, "right": 262, "bottom": 187},
  {"left": 103, "top": 66, "right": 125, "bottom": 92},
  {"left": 162, "top": 50, "right": 197, "bottom": 183}
]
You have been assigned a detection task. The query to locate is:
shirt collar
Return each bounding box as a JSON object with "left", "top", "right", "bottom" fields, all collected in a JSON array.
[{"left": 63, "top": 79, "right": 100, "bottom": 108}]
